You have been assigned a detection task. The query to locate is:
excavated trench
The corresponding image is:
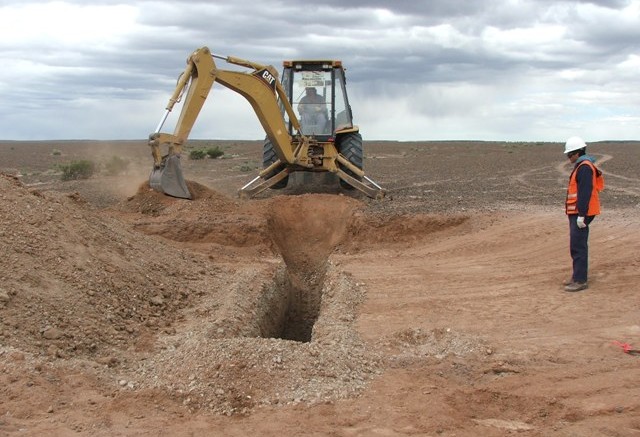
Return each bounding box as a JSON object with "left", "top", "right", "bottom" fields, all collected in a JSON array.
[
  {"left": 214, "top": 195, "right": 358, "bottom": 343},
  {"left": 253, "top": 262, "right": 326, "bottom": 343},
  {"left": 258, "top": 197, "right": 356, "bottom": 342},
  {"left": 173, "top": 193, "right": 472, "bottom": 346},
  {"left": 231, "top": 197, "right": 471, "bottom": 344},
  {"left": 136, "top": 194, "right": 373, "bottom": 414},
  {"left": 117, "top": 188, "right": 471, "bottom": 412},
  {"left": 123, "top": 186, "right": 469, "bottom": 348}
]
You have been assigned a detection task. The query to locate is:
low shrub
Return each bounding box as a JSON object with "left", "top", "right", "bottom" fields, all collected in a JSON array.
[
  {"left": 206, "top": 146, "right": 224, "bottom": 159},
  {"left": 58, "top": 160, "right": 96, "bottom": 181},
  {"left": 238, "top": 162, "right": 257, "bottom": 172},
  {"left": 189, "top": 149, "right": 207, "bottom": 160}
]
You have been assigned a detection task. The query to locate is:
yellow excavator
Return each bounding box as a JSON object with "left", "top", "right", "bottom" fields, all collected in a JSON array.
[{"left": 148, "top": 46, "right": 384, "bottom": 199}]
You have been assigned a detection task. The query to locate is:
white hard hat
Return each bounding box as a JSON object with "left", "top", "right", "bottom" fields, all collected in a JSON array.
[{"left": 564, "top": 136, "right": 587, "bottom": 154}]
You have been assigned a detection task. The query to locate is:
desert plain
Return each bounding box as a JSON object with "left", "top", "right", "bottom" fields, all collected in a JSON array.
[{"left": 1, "top": 139, "right": 639, "bottom": 436}]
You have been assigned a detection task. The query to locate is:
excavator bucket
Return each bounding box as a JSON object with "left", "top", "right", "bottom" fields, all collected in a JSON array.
[{"left": 149, "top": 154, "right": 192, "bottom": 199}]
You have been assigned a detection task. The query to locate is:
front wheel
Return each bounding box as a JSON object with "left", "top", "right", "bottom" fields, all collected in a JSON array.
[
  {"left": 336, "top": 132, "right": 363, "bottom": 190},
  {"left": 262, "top": 139, "right": 288, "bottom": 189}
]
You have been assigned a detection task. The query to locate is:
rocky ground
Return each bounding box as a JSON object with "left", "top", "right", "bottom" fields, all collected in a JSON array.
[{"left": 1, "top": 139, "right": 639, "bottom": 436}]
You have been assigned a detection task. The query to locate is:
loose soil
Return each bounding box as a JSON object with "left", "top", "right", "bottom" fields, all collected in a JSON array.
[{"left": 1, "top": 139, "right": 639, "bottom": 436}]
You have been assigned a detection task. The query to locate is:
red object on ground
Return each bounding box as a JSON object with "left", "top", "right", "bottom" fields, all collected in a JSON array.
[{"left": 613, "top": 341, "right": 640, "bottom": 355}]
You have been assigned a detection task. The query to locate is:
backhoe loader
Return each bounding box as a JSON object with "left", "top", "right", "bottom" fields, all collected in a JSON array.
[{"left": 148, "top": 46, "right": 384, "bottom": 199}]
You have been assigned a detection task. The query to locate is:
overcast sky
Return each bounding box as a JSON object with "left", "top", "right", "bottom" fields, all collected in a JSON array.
[{"left": 1, "top": 0, "right": 639, "bottom": 142}]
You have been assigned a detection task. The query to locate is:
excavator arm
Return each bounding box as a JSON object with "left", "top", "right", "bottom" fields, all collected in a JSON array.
[
  {"left": 148, "top": 46, "right": 385, "bottom": 200},
  {"left": 149, "top": 46, "right": 304, "bottom": 198}
]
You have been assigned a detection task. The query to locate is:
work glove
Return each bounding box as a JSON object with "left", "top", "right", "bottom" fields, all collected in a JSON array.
[{"left": 576, "top": 216, "right": 587, "bottom": 229}]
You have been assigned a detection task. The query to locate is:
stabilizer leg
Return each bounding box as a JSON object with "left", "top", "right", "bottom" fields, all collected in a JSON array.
[
  {"left": 336, "top": 169, "right": 385, "bottom": 199},
  {"left": 238, "top": 167, "right": 291, "bottom": 199}
]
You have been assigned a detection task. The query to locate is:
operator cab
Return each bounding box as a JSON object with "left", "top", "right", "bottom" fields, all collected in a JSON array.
[{"left": 280, "top": 60, "right": 354, "bottom": 139}]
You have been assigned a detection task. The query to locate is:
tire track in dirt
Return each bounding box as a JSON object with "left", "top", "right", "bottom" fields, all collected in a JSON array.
[
  {"left": 555, "top": 153, "right": 640, "bottom": 196},
  {"left": 593, "top": 154, "right": 640, "bottom": 197},
  {"left": 513, "top": 153, "right": 640, "bottom": 202}
]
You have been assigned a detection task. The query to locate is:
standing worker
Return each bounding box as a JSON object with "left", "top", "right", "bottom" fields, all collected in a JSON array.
[{"left": 563, "top": 136, "right": 604, "bottom": 292}]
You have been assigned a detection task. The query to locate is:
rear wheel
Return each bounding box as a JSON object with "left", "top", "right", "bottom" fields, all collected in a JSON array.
[
  {"left": 263, "top": 139, "right": 288, "bottom": 189},
  {"left": 337, "top": 132, "right": 363, "bottom": 190}
]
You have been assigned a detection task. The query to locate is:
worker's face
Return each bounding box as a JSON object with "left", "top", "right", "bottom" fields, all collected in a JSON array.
[{"left": 566, "top": 150, "right": 579, "bottom": 164}]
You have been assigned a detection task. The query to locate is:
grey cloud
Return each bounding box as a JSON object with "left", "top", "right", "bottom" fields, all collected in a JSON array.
[
  {"left": 1, "top": 0, "right": 638, "bottom": 141},
  {"left": 537, "top": 0, "right": 631, "bottom": 7}
]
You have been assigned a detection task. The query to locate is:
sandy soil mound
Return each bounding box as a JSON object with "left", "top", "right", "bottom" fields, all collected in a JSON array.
[
  {"left": 118, "top": 180, "right": 239, "bottom": 217},
  {"left": 113, "top": 181, "right": 271, "bottom": 254},
  {"left": 0, "top": 174, "right": 212, "bottom": 360},
  {"left": 345, "top": 212, "right": 470, "bottom": 252},
  {"left": 2, "top": 173, "right": 468, "bottom": 419}
]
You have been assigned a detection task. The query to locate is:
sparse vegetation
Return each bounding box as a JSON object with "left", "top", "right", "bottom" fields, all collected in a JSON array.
[
  {"left": 238, "top": 161, "right": 257, "bottom": 172},
  {"left": 206, "top": 146, "right": 224, "bottom": 159},
  {"left": 189, "top": 146, "right": 225, "bottom": 160},
  {"left": 189, "top": 149, "right": 207, "bottom": 160},
  {"left": 52, "top": 149, "right": 62, "bottom": 156},
  {"left": 58, "top": 160, "right": 96, "bottom": 181}
]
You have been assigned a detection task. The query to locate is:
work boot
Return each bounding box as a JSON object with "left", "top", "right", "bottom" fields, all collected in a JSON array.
[{"left": 564, "top": 281, "right": 588, "bottom": 292}]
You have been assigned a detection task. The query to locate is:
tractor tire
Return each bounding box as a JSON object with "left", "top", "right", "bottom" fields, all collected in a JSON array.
[
  {"left": 263, "top": 139, "right": 288, "bottom": 189},
  {"left": 337, "top": 132, "right": 363, "bottom": 190}
]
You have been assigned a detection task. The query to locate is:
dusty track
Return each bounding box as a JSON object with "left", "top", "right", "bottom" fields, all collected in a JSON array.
[{"left": 1, "top": 140, "right": 639, "bottom": 436}]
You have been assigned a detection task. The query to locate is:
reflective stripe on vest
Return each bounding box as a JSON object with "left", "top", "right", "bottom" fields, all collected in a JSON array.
[{"left": 565, "top": 160, "right": 601, "bottom": 216}]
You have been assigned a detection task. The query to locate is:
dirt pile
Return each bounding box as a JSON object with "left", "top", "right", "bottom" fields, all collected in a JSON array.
[
  {"left": 113, "top": 181, "right": 272, "bottom": 257},
  {"left": 2, "top": 176, "right": 429, "bottom": 417},
  {"left": 123, "top": 191, "right": 385, "bottom": 415},
  {"left": 118, "top": 180, "right": 239, "bottom": 217},
  {"left": 0, "top": 173, "right": 213, "bottom": 361},
  {"left": 134, "top": 264, "right": 383, "bottom": 415}
]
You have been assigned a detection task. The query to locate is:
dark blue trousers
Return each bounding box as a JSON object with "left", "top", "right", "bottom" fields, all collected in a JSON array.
[{"left": 568, "top": 214, "right": 594, "bottom": 283}]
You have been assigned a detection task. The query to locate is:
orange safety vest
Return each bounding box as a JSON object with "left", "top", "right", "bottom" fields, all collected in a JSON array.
[{"left": 566, "top": 160, "right": 604, "bottom": 216}]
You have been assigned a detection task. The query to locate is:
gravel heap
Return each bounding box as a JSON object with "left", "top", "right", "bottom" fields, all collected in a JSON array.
[{"left": 134, "top": 264, "right": 383, "bottom": 415}]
